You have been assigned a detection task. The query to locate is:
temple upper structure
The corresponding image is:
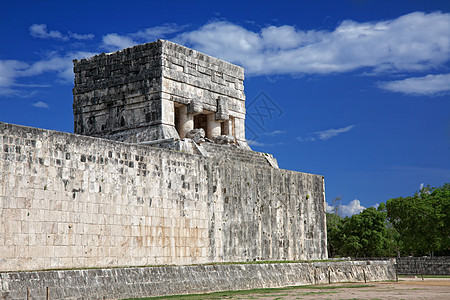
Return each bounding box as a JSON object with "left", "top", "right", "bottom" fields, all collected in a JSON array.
[{"left": 73, "top": 40, "right": 249, "bottom": 149}]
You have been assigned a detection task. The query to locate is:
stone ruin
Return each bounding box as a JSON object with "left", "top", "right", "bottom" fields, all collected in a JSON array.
[
  {"left": 0, "top": 39, "right": 327, "bottom": 274},
  {"left": 73, "top": 39, "right": 249, "bottom": 152},
  {"left": 0, "top": 39, "right": 399, "bottom": 300}
]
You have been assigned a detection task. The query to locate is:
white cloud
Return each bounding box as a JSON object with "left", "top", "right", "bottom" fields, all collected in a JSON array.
[
  {"left": 19, "top": 51, "right": 96, "bottom": 82},
  {"left": 175, "top": 12, "right": 450, "bottom": 76},
  {"left": 313, "top": 125, "right": 355, "bottom": 141},
  {"left": 29, "top": 24, "right": 94, "bottom": 41},
  {"left": 102, "top": 34, "right": 137, "bottom": 51},
  {"left": 102, "top": 24, "right": 186, "bottom": 51},
  {"left": 131, "top": 23, "right": 187, "bottom": 40},
  {"left": 247, "top": 139, "right": 265, "bottom": 147},
  {"left": 298, "top": 125, "right": 354, "bottom": 142},
  {"left": 0, "top": 51, "right": 95, "bottom": 97},
  {"left": 326, "top": 199, "right": 366, "bottom": 217},
  {"left": 263, "top": 130, "right": 286, "bottom": 136},
  {"left": 8, "top": 13, "right": 450, "bottom": 97},
  {"left": 0, "top": 60, "right": 27, "bottom": 88},
  {"left": 0, "top": 60, "right": 31, "bottom": 96},
  {"left": 32, "top": 101, "right": 49, "bottom": 108},
  {"left": 297, "top": 136, "right": 316, "bottom": 142},
  {"left": 69, "top": 32, "right": 95, "bottom": 40},
  {"left": 379, "top": 73, "right": 450, "bottom": 96},
  {"left": 29, "top": 24, "right": 68, "bottom": 40}
]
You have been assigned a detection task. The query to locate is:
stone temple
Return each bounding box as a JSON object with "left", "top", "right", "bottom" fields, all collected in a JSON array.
[
  {"left": 73, "top": 39, "right": 249, "bottom": 151},
  {"left": 0, "top": 40, "right": 327, "bottom": 273},
  {"left": 1, "top": 40, "right": 400, "bottom": 300}
]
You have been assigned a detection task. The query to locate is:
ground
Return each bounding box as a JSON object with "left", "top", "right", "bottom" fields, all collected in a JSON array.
[{"left": 130, "top": 277, "right": 450, "bottom": 300}]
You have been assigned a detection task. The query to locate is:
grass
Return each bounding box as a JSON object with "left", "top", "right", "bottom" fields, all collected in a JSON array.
[{"left": 123, "top": 284, "right": 373, "bottom": 300}]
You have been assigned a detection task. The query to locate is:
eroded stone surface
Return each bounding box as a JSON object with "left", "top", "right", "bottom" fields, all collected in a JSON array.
[
  {"left": 0, "top": 261, "right": 396, "bottom": 299},
  {"left": 185, "top": 128, "right": 205, "bottom": 143},
  {"left": 0, "top": 122, "right": 327, "bottom": 272},
  {"left": 73, "top": 40, "right": 248, "bottom": 146}
]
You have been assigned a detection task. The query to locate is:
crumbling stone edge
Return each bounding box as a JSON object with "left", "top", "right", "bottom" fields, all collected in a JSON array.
[{"left": 0, "top": 260, "right": 396, "bottom": 299}]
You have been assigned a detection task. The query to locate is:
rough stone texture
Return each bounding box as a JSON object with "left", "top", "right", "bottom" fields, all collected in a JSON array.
[
  {"left": 214, "top": 135, "right": 235, "bottom": 145},
  {"left": 0, "top": 261, "right": 396, "bottom": 299},
  {"left": 0, "top": 122, "right": 326, "bottom": 272},
  {"left": 185, "top": 128, "right": 205, "bottom": 143},
  {"left": 201, "top": 142, "right": 279, "bottom": 168},
  {"left": 397, "top": 257, "right": 450, "bottom": 275},
  {"left": 73, "top": 40, "right": 248, "bottom": 146}
]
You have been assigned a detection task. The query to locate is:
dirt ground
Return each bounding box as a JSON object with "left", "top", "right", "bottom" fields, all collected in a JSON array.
[{"left": 221, "top": 278, "right": 450, "bottom": 300}]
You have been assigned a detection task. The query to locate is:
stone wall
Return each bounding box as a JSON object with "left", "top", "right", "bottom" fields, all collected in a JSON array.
[
  {"left": 73, "top": 41, "right": 165, "bottom": 142},
  {"left": 0, "top": 261, "right": 396, "bottom": 299},
  {"left": 397, "top": 257, "right": 450, "bottom": 275},
  {"left": 0, "top": 122, "right": 327, "bottom": 272}
]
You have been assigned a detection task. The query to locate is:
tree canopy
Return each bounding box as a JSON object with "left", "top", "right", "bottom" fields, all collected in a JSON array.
[
  {"left": 326, "top": 184, "right": 449, "bottom": 258},
  {"left": 386, "top": 183, "right": 450, "bottom": 256}
]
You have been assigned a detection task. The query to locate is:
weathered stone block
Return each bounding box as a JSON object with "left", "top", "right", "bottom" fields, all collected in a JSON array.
[
  {"left": 73, "top": 40, "right": 247, "bottom": 147},
  {"left": 0, "top": 122, "right": 326, "bottom": 272}
]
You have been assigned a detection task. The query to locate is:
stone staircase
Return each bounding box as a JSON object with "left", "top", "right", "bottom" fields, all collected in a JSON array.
[{"left": 200, "top": 143, "right": 278, "bottom": 168}]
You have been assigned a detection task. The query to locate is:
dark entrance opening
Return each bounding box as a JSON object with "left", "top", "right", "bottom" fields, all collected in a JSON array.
[
  {"left": 174, "top": 106, "right": 181, "bottom": 137},
  {"left": 193, "top": 114, "right": 207, "bottom": 133}
]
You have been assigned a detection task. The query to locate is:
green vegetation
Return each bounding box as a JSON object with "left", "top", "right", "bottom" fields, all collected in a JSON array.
[
  {"left": 327, "top": 183, "right": 449, "bottom": 257},
  {"left": 327, "top": 205, "right": 398, "bottom": 257},
  {"left": 386, "top": 183, "right": 450, "bottom": 256}
]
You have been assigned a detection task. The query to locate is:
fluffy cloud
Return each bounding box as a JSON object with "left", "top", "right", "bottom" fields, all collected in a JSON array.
[
  {"left": 101, "top": 24, "right": 186, "bottom": 51},
  {"left": 379, "top": 73, "right": 450, "bottom": 96},
  {"left": 131, "top": 23, "right": 186, "bottom": 40},
  {"left": 8, "top": 13, "right": 450, "bottom": 97},
  {"left": 326, "top": 199, "right": 366, "bottom": 217},
  {"left": 29, "top": 24, "right": 68, "bottom": 40},
  {"left": 176, "top": 12, "right": 450, "bottom": 76},
  {"left": 102, "top": 34, "right": 136, "bottom": 51},
  {"left": 0, "top": 60, "right": 30, "bottom": 96},
  {"left": 0, "top": 51, "right": 95, "bottom": 96},
  {"left": 29, "top": 24, "right": 94, "bottom": 41}
]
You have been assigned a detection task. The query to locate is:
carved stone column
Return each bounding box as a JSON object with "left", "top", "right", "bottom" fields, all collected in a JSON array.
[
  {"left": 178, "top": 105, "right": 193, "bottom": 138},
  {"left": 207, "top": 113, "right": 221, "bottom": 139}
]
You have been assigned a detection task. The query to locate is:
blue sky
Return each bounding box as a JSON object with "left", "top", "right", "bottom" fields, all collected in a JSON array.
[{"left": 1, "top": 0, "right": 449, "bottom": 216}]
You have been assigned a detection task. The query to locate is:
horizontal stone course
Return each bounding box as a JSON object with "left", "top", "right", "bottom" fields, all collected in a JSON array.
[
  {"left": 0, "top": 261, "right": 396, "bottom": 299},
  {"left": 0, "top": 122, "right": 326, "bottom": 272},
  {"left": 397, "top": 257, "right": 450, "bottom": 275}
]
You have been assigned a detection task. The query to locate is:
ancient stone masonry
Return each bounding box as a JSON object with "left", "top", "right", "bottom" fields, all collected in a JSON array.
[
  {"left": 73, "top": 40, "right": 248, "bottom": 148},
  {"left": 0, "top": 40, "right": 328, "bottom": 275},
  {"left": 397, "top": 257, "right": 450, "bottom": 275},
  {"left": 0, "top": 261, "right": 396, "bottom": 299},
  {"left": 0, "top": 123, "right": 326, "bottom": 272}
]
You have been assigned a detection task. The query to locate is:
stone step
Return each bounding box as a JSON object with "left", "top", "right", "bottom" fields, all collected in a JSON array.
[{"left": 201, "top": 143, "right": 273, "bottom": 167}]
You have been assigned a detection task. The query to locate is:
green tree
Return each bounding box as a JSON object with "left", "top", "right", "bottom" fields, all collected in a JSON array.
[
  {"left": 326, "top": 204, "right": 398, "bottom": 258},
  {"left": 386, "top": 184, "right": 450, "bottom": 256},
  {"left": 326, "top": 212, "right": 343, "bottom": 257},
  {"left": 339, "top": 206, "right": 396, "bottom": 257}
]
